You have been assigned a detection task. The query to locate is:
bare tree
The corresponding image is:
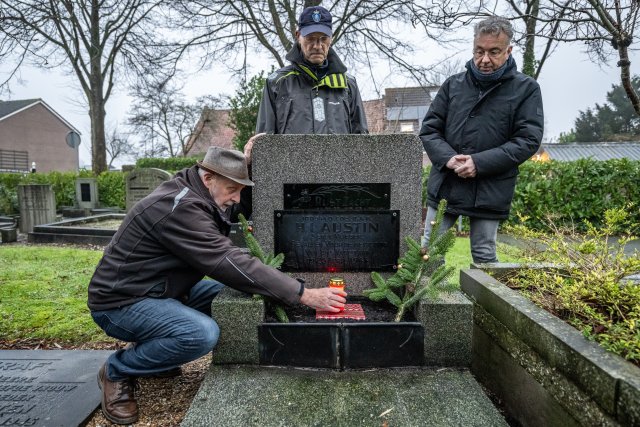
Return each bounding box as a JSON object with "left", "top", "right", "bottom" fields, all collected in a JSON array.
[
  {"left": 128, "top": 79, "right": 221, "bottom": 157},
  {"left": 535, "top": 0, "right": 640, "bottom": 115},
  {"left": 106, "top": 127, "right": 136, "bottom": 169},
  {"left": 0, "top": 0, "right": 172, "bottom": 173},
  {"left": 171, "top": 0, "right": 465, "bottom": 86}
]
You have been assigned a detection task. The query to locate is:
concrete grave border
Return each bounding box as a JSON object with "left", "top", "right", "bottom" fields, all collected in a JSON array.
[{"left": 461, "top": 265, "right": 640, "bottom": 426}]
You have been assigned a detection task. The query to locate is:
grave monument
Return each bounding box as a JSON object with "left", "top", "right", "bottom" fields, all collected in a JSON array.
[
  {"left": 125, "top": 168, "right": 172, "bottom": 211},
  {"left": 210, "top": 134, "right": 472, "bottom": 368},
  {"left": 183, "top": 135, "right": 491, "bottom": 426},
  {"left": 17, "top": 184, "right": 56, "bottom": 233}
]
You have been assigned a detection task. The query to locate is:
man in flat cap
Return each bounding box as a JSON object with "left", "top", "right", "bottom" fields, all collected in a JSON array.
[{"left": 88, "top": 147, "right": 346, "bottom": 425}]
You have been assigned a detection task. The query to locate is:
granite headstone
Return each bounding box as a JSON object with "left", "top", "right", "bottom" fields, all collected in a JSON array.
[
  {"left": 251, "top": 134, "right": 423, "bottom": 293},
  {"left": 125, "top": 168, "right": 172, "bottom": 211}
]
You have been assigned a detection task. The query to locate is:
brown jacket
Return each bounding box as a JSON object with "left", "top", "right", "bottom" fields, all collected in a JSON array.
[{"left": 88, "top": 166, "right": 301, "bottom": 311}]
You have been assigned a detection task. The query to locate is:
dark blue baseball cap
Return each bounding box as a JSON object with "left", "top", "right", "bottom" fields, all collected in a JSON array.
[{"left": 298, "top": 6, "right": 333, "bottom": 37}]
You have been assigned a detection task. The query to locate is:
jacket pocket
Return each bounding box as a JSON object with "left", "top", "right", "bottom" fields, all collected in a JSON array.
[{"left": 475, "top": 173, "right": 517, "bottom": 211}]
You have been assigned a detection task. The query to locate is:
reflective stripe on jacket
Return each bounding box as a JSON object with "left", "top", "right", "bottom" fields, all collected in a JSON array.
[{"left": 256, "top": 45, "right": 368, "bottom": 135}]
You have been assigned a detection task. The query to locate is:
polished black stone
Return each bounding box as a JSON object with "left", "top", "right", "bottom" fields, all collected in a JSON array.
[
  {"left": 258, "top": 323, "right": 423, "bottom": 369},
  {"left": 274, "top": 210, "right": 400, "bottom": 272},
  {"left": 283, "top": 183, "right": 390, "bottom": 210}
]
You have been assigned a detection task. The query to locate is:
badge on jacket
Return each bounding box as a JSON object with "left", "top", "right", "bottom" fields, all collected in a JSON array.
[{"left": 313, "top": 97, "right": 325, "bottom": 122}]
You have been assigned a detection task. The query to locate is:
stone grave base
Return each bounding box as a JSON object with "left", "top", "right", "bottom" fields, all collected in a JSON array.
[{"left": 182, "top": 365, "right": 507, "bottom": 426}]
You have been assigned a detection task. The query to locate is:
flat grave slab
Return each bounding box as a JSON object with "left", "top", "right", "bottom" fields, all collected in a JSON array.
[
  {"left": 182, "top": 365, "right": 507, "bottom": 426},
  {"left": 0, "top": 350, "right": 112, "bottom": 427}
]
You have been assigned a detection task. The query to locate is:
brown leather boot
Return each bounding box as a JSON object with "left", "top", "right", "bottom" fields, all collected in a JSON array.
[{"left": 97, "top": 363, "right": 139, "bottom": 425}]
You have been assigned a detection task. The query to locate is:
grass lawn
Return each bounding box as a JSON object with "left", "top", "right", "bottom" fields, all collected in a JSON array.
[
  {"left": 0, "top": 245, "right": 109, "bottom": 344},
  {"left": 0, "top": 238, "right": 521, "bottom": 343}
]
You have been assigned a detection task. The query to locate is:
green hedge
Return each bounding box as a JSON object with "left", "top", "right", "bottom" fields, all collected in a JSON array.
[
  {"left": 509, "top": 159, "right": 640, "bottom": 232},
  {"left": 0, "top": 171, "right": 126, "bottom": 214},
  {"left": 423, "top": 159, "right": 639, "bottom": 233},
  {"left": 1, "top": 159, "right": 638, "bottom": 234},
  {"left": 136, "top": 156, "right": 203, "bottom": 170}
]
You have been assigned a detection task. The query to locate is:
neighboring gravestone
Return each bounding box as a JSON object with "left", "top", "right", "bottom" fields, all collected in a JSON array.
[
  {"left": 252, "top": 134, "right": 423, "bottom": 294},
  {"left": 0, "top": 350, "right": 112, "bottom": 427},
  {"left": 17, "top": 185, "right": 56, "bottom": 233},
  {"left": 75, "top": 178, "right": 98, "bottom": 210},
  {"left": 125, "top": 168, "right": 172, "bottom": 211}
]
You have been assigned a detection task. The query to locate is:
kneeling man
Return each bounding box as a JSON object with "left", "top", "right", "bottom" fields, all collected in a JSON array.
[{"left": 88, "top": 146, "right": 345, "bottom": 424}]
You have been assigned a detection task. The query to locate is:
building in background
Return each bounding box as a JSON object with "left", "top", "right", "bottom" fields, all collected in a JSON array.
[
  {"left": 185, "top": 86, "right": 439, "bottom": 162},
  {"left": 0, "top": 99, "right": 81, "bottom": 172},
  {"left": 365, "top": 86, "right": 439, "bottom": 165},
  {"left": 533, "top": 142, "right": 640, "bottom": 162},
  {"left": 184, "top": 108, "right": 235, "bottom": 156}
]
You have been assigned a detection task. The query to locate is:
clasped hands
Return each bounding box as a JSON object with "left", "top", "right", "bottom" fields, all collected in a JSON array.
[{"left": 447, "top": 154, "right": 476, "bottom": 178}]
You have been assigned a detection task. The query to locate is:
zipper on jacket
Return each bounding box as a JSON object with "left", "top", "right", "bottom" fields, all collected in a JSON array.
[{"left": 471, "top": 82, "right": 502, "bottom": 115}]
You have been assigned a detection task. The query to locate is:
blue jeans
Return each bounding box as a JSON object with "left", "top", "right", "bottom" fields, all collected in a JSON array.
[
  {"left": 91, "top": 280, "right": 224, "bottom": 381},
  {"left": 423, "top": 206, "right": 500, "bottom": 264}
]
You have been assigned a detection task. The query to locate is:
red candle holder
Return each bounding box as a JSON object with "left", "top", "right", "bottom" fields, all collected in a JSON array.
[{"left": 328, "top": 277, "right": 345, "bottom": 312}]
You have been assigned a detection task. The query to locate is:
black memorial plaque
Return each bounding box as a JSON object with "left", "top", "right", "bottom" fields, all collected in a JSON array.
[
  {"left": 274, "top": 210, "right": 399, "bottom": 272},
  {"left": 0, "top": 350, "right": 111, "bottom": 427},
  {"left": 80, "top": 183, "right": 91, "bottom": 202},
  {"left": 283, "top": 184, "right": 390, "bottom": 210}
]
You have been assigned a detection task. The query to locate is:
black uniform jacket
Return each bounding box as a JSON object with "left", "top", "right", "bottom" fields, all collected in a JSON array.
[{"left": 256, "top": 44, "right": 368, "bottom": 135}]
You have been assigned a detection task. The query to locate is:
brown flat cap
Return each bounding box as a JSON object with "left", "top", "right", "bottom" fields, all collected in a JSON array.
[{"left": 197, "top": 146, "right": 254, "bottom": 186}]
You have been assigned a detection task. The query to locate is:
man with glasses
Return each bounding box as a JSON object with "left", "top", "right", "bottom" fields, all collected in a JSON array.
[{"left": 420, "top": 16, "right": 543, "bottom": 263}]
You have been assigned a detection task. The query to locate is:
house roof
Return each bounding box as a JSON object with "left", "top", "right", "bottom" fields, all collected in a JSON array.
[
  {"left": 384, "top": 86, "right": 439, "bottom": 122},
  {"left": 542, "top": 142, "right": 640, "bottom": 161},
  {"left": 0, "top": 98, "right": 81, "bottom": 134},
  {"left": 384, "top": 86, "right": 438, "bottom": 108}
]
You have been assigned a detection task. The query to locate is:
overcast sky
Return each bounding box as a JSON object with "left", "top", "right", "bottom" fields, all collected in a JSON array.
[{"left": 1, "top": 28, "right": 638, "bottom": 168}]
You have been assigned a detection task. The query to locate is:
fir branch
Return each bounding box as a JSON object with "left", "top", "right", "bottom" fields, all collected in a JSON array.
[
  {"left": 237, "top": 213, "right": 289, "bottom": 322},
  {"left": 368, "top": 199, "right": 458, "bottom": 322}
]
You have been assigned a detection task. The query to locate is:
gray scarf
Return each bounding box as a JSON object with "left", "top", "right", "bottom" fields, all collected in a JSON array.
[{"left": 468, "top": 55, "right": 515, "bottom": 82}]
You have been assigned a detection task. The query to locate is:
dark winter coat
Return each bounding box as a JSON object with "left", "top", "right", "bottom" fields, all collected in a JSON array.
[
  {"left": 420, "top": 59, "right": 544, "bottom": 219},
  {"left": 256, "top": 44, "right": 368, "bottom": 134},
  {"left": 88, "top": 166, "right": 301, "bottom": 311}
]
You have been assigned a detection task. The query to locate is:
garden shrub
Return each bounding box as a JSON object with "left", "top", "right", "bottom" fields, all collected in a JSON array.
[
  {"left": 0, "top": 170, "right": 125, "bottom": 214},
  {"left": 424, "top": 159, "right": 640, "bottom": 233},
  {"left": 136, "top": 156, "right": 203, "bottom": 171},
  {"left": 503, "top": 208, "right": 640, "bottom": 366},
  {"left": 97, "top": 172, "right": 126, "bottom": 209},
  {"left": 509, "top": 159, "right": 640, "bottom": 233}
]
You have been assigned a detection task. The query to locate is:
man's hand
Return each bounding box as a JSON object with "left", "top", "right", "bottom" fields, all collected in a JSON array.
[
  {"left": 450, "top": 154, "right": 476, "bottom": 178},
  {"left": 299, "top": 287, "right": 347, "bottom": 312},
  {"left": 244, "top": 133, "right": 266, "bottom": 164},
  {"left": 446, "top": 155, "right": 465, "bottom": 170}
]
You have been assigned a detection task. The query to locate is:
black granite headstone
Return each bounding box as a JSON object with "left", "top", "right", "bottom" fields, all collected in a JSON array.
[
  {"left": 274, "top": 210, "right": 400, "bottom": 272},
  {"left": 0, "top": 350, "right": 111, "bottom": 427},
  {"left": 283, "top": 183, "right": 390, "bottom": 210}
]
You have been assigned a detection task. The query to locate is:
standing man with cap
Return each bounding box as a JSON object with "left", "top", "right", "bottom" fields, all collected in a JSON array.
[
  {"left": 235, "top": 5, "right": 369, "bottom": 220},
  {"left": 88, "top": 146, "right": 346, "bottom": 425},
  {"left": 253, "top": 5, "right": 368, "bottom": 137}
]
